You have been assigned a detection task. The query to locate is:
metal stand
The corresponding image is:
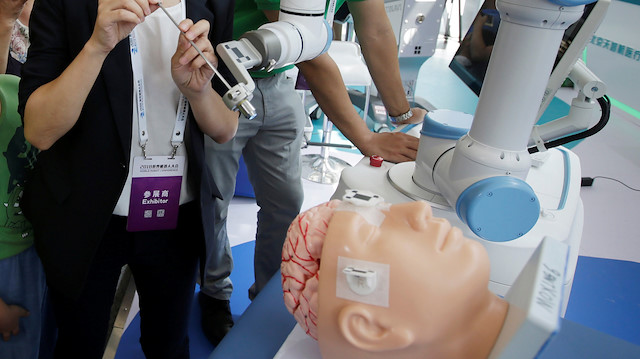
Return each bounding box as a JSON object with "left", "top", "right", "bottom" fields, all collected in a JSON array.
[
  {"left": 301, "top": 115, "right": 351, "bottom": 184},
  {"left": 300, "top": 40, "right": 371, "bottom": 184}
]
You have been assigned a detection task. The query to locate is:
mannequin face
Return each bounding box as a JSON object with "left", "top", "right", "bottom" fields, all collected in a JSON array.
[{"left": 318, "top": 201, "right": 496, "bottom": 356}]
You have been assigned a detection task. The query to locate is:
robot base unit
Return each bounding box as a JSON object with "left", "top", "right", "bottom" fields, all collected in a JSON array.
[{"left": 333, "top": 112, "right": 583, "bottom": 313}]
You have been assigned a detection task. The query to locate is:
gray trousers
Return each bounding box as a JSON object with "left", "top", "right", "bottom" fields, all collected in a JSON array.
[{"left": 203, "top": 72, "right": 305, "bottom": 300}]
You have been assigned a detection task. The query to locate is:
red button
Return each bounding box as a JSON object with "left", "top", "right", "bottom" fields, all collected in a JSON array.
[{"left": 369, "top": 155, "right": 383, "bottom": 167}]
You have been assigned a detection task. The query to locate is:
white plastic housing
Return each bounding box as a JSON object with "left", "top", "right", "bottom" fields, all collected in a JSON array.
[
  {"left": 470, "top": 0, "right": 584, "bottom": 152},
  {"left": 257, "top": 0, "right": 330, "bottom": 68},
  {"left": 431, "top": 0, "right": 585, "bottom": 210}
]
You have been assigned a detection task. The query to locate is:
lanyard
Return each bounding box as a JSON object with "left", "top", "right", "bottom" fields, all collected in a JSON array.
[{"left": 129, "top": 26, "right": 188, "bottom": 159}]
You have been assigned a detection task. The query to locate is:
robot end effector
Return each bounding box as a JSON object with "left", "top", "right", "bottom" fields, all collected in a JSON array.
[{"left": 215, "top": 0, "right": 335, "bottom": 120}]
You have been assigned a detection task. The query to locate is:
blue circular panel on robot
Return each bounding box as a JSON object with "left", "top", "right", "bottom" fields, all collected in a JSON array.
[
  {"left": 456, "top": 177, "right": 540, "bottom": 242},
  {"left": 420, "top": 109, "right": 471, "bottom": 140},
  {"left": 321, "top": 21, "right": 333, "bottom": 54}
]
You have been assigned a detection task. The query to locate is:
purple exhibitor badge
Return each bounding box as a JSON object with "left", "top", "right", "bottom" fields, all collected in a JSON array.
[{"left": 127, "top": 156, "right": 184, "bottom": 232}]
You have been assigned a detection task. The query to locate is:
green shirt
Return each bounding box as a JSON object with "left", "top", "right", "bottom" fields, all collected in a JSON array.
[
  {"left": 233, "top": 0, "right": 361, "bottom": 77},
  {"left": 0, "top": 74, "right": 37, "bottom": 260}
]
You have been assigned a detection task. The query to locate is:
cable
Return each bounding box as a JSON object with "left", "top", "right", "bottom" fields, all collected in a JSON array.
[
  {"left": 529, "top": 95, "right": 611, "bottom": 154},
  {"left": 581, "top": 176, "right": 640, "bottom": 192}
]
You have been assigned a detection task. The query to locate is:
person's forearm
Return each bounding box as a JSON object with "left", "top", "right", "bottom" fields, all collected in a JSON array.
[
  {"left": 297, "top": 53, "right": 373, "bottom": 151},
  {"left": 187, "top": 86, "right": 238, "bottom": 143},
  {"left": 298, "top": 53, "right": 419, "bottom": 163},
  {"left": 348, "top": 0, "right": 410, "bottom": 117},
  {"left": 24, "top": 39, "right": 108, "bottom": 150}
]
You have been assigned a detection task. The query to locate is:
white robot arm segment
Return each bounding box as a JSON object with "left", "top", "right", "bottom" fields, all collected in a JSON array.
[
  {"left": 569, "top": 58, "right": 606, "bottom": 99},
  {"left": 249, "top": 0, "right": 332, "bottom": 70},
  {"left": 216, "top": 0, "right": 334, "bottom": 120}
]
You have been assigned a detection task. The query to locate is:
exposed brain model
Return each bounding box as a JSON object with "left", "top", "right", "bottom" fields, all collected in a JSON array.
[{"left": 281, "top": 199, "right": 342, "bottom": 340}]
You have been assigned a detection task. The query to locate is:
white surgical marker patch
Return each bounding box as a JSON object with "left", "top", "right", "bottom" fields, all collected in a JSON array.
[
  {"left": 336, "top": 189, "right": 390, "bottom": 227},
  {"left": 335, "top": 202, "right": 390, "bottom": 227},
  {"left": 336, "top": 256, "right": 390, "bottom": 307}
]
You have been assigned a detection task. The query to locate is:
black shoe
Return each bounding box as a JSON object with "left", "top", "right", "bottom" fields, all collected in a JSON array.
[{"left": 198, "top": 292, "right": 234, "bottom": 346}]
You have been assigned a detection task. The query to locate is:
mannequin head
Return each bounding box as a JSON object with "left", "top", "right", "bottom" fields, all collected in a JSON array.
[{"left": 282, "top": 198, "right": 508, "bottom": 359}]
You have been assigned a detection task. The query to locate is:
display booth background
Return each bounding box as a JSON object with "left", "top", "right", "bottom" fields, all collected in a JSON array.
[
  {"left": 585, "top": 0, "right": 640, "bottom": 122},
  {"left": 455, "top": 0, "right": 640, "bottom": 122}
]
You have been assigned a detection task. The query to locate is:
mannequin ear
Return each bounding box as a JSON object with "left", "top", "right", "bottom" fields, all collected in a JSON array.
[{"left": 338, "top": 304, "right": 414, "bottom": 352}]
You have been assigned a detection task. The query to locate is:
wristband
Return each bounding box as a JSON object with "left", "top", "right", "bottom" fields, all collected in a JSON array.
[{"left": 389, "top": 109, "right": 413, "bottom": 123}]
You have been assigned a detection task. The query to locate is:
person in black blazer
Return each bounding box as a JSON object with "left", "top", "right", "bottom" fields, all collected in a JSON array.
[{"left": 18, "top": 0, "right": 238, "bottom": 357}]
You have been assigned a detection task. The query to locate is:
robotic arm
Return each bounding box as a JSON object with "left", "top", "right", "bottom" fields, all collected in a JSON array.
[
  {"left": 215, "top": 0, "right": 337, "bottom": 119},
  {"left": 413, "top": 0, "right": 601, "bottom": 242}
]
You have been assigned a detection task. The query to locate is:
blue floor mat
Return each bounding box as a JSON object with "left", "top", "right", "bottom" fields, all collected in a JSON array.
[
  {"left": 114, "top": 241, "right": 255, "bottom": 359},
  {"left": 565, "top": 256, "right": 640, "bottom": 346}
]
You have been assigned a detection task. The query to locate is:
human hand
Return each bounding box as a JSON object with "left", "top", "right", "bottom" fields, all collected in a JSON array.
[
  {"left": 0, "top": 0, "right": 28, "bottom": 23},
  {"left": 0, "top": 298, "right": 29, "bottom": 341},
  {"left": 90, "top": 0, "right": 159, "bottom": 55},
  {"left": 171, "top": 18, "right": 216, "bottom": 98},
  {"left": 357, "top": 131, "right": 418, "bottom": 163}
]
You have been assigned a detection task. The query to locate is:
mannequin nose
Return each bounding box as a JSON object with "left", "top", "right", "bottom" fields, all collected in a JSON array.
[{"left": 404, "top": 201, "right": 433, "bottom": 231}]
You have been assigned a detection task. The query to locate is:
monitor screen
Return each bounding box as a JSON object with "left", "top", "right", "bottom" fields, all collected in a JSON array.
[{"left": 449, "top": 0, "right": 608, "bottom": 118}]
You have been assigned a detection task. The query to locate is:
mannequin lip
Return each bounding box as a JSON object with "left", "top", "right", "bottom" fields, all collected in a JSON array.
[{"left": 439, "top": 230, "right": 461, "bottom": 252}]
